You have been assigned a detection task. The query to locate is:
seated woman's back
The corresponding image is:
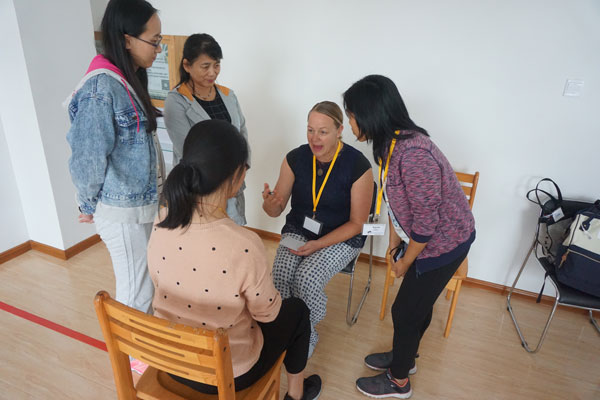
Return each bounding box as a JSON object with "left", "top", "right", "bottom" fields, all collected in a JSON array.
[
  {"left": 146, "top": 118, "right": 320, "bottom": 399},
  {"left": 148, "top": 213, "right": 280, "bottom": 376}
]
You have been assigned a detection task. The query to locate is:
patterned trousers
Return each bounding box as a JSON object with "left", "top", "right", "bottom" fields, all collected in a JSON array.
[{"left": 272, "top": 232, "right": 361, "bottom": 349}]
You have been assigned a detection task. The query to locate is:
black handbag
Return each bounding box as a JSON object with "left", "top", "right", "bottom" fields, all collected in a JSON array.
[{"left": 528, "top": 178, "right": 600, "bottom": 298}]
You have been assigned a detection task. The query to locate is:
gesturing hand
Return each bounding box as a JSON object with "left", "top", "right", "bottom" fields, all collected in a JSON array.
[{"left": 262, "top": 183, "right": 285, "bottom": 215}]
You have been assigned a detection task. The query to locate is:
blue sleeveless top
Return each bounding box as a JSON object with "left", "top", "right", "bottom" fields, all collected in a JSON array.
[{"left": 282, "top": 143, "right": 371, "bottom": 248}]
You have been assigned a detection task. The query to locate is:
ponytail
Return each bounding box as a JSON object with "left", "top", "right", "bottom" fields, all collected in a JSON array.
[{"left": 157, "top": 163, "right": 202, "bottom": 229}]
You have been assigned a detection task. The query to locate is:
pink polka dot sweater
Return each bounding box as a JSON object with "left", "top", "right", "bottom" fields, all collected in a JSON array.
[{"left": 147, "top": 215, "right": 282, "bottom": 377}]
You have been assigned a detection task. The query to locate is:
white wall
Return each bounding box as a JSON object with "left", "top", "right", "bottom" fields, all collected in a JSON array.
[
  {"left": 146, "top": 0, "right": 600, "bottom": 294},
  {"left": 90, "top": 0, "right": 108, "bottom": 30},
  {"left": 0, "top": 0, "right": 63, "bottom": 249},
  {"left": 13, "top": 0, "right": 98, "bottom": 248},
  {"left": 0, "top": 0, "right": 97, "bottom": 251},
  {"left": 89, "top": 1, "right": 600, "bottom": 294},
  {"left": 0, "top": 116, "right": 28, "bottom": 252}
]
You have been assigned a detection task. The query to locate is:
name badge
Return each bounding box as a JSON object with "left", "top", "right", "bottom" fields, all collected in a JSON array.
[
  {"left": 362, "top": 223, "right": 386, "bottom": 236},
  {"left": 303, "top": 216, "right": 323, "bottom": 235}
]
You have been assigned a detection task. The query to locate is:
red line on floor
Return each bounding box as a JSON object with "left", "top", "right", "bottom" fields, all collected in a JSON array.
[{"left": 0, "top": 300, "right": 107, "bottom": 352}]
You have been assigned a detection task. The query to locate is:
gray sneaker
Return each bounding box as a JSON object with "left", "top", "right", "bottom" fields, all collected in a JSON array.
[
  {"left": 364, "top": 351, "right": 417, "bottom": 375},
  {"left": 356, "top": 370, "right": 412, "bottom": 399}
]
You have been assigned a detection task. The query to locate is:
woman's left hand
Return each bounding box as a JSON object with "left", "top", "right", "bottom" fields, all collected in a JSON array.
[
  {"left": 290, "top": 240, "right": 322, "bottom": 257},
  {"left": 392, "top": 257, "right": 411, "bottom": 277}
]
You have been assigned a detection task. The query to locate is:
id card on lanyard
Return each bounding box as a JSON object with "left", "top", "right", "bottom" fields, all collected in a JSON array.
[
  {"left": 303, "top": 141, "right": 342, "bottom": 235},
  {"left": 362, "top": 134, "right": 398, "bottom": 236}
]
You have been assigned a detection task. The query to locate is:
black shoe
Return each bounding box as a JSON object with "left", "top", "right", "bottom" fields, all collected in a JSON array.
[
  {"left": 283, "top": 374, "right": 322, "bottom": 400},
  {"left": 364, "top": 352, "right": 417, "bottom": 374},
  {"left": 356, "top": 369, "right": 412, "bottom": 399}
]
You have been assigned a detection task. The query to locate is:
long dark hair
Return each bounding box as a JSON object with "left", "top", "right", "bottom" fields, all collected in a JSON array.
[
  {"left": 177, "top": 33, "right": 223, "bottom": 87},
  {"left": 101, "top": 0, "right": 159, "bottom": 132},
  {"left": 158, "top": 120, "right": 249, "bottom": 229},
  {"left": 343, "top": 74, "right": 428, "bottom": 163}
]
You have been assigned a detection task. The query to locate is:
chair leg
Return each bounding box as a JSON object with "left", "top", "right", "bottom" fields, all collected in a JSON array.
[
  {"left": 590, "top": 310, "right": 600, "bottom": 334},
  {"left": 507, "top": 237, "right": 560, "bottom": 353},
  {"left": 270, "top": 370, "right": 281, "bottom": 400},
  {"left": 445, "top": 289, "right": 452, "bottom": 300},
  {"left": 346, "top": 236, "right": 373, "bottom": 326},
  {"left": 346, "top": 267, "right": 356, "bottom": 325},
  {"left": 444, "top": 280, "right": 462, "bottom": 338},
  {"left": 379, "top": 257, "right": 395, "bottom": 320}
]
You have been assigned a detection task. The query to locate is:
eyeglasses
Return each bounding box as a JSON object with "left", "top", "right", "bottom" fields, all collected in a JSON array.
[{"left": 132, "top": 35, "right": 163, "bottom": 48}]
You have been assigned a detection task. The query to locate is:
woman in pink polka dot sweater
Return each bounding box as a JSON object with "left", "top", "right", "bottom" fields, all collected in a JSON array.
[{"left": 147, "top": 120, "right": 322, "bottom": 400}]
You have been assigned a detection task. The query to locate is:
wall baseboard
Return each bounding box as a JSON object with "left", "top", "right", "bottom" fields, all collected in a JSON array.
[
  {"left": 2, "top": 227, "right": 586, "bottom": 314},
  {"left": 0, "top": 242, "right": 32, "bottom": 264},
  {"left": 64, "top": 234, "right": 102, "bottom": 259},
  {"left": 30, "top": 241, "right": 68, "bottom": 260},
  {"left": 244, "top": 226, "right": 580, "bottom": 310},
  {"left": 462, "top": 276, "right": 567, "bottom": 309},
  {"left": 0, "top": 234, "right": 102, "bottom": 264}
]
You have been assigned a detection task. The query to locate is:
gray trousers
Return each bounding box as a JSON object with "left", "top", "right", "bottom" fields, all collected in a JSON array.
[
  {"left": 95, "top": 218, "right": 154, "bottom": 313},
  {"left": 272, "top": 232, "right": 360, "bottom": 349}
]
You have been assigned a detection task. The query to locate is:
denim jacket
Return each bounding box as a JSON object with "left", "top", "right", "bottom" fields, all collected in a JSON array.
[{"left": 66, "top": 57, "right": 162, "bottom": 222}]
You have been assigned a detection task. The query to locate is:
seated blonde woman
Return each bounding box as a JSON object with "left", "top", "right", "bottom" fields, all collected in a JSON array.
[
  {"left": 147, "top": 120, "right": 321, "bottom": 400},
  {"left": 262, "top": 101, "right": 373, "bottom": 357}
]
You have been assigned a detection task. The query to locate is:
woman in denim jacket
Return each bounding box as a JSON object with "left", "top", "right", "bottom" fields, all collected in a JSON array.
[
  {"left": 66, "top": 0, "right": 165, "bottom": 313},
  {"left": 163, "top": 34, "right": 249, "bottom": 225}
]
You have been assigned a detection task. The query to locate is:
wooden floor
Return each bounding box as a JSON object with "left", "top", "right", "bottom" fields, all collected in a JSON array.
[{"left": 1, "top": 239, "right": 599, "bottom": 400}]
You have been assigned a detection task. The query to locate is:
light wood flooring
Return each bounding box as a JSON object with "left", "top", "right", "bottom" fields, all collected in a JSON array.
[{"left": 0, "top": 239, "right": 598, "bottom": 400}]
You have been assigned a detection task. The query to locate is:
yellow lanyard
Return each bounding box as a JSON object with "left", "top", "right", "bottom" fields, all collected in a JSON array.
[
  {"left": 312, "top": 141, "right": 342, "bottom": 216},
  {"left": 375, "top": 134, "right": 399, "bottom": 216}
]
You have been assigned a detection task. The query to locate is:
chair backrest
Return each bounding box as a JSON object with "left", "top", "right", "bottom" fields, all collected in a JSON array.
[
  {"left": 94, "top": 290, "right": 235, "bottom": 400},
  {"left": 369, "top": 180, "right": 378, "bottom": 222},
  {"left": 455, "top": 171, "right": 480, "bottom": 211}
]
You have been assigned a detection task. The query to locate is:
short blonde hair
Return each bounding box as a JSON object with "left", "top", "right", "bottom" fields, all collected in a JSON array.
[{"left": 308, "top": 101, "right": 343, "bottom": 129}]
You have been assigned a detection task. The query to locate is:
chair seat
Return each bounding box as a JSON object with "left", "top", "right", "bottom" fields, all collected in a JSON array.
[
  {"left": 340, "top": 259, "right": 355, "bottom": 274},
  {"left": 453, "top": 258, "right": 468, "bottom": 280},
  {"left": 138, "top": 355, "right": 284, "bottom": 400},
  {"left": 538, "top": 257, "right": 600, "bottom": 309}
]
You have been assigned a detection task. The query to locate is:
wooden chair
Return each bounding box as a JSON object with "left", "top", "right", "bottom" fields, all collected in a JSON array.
[
  {"left": 94, "top": 290, "right": 285, "bottom": 400},
  {"left": 378, "top": 171, "right": 479, "bottom": 338}
]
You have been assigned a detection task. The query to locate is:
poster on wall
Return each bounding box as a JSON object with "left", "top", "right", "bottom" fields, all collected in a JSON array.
[{"left": 148, "top": 43, "right": 170, "bottom": 100}]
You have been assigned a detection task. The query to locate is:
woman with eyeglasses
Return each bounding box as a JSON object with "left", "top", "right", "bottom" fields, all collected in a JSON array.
[
  {"left": 66, "top": 0, "right": 164, "bottom": 313},
  {"left": 164, "top": 34, "right": 249, "bottom": 225},
  {"left": 262, "top": 101, "right": 373, "bottom": 358},
  {"left": 345, "top": 75, "right": 475, "bottom": 399}
]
